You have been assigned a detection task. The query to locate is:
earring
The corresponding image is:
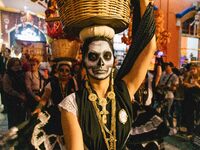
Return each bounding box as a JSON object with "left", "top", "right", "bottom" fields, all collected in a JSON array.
[{"left": 111, "top": 68, "right": 114, "bottom": 90}]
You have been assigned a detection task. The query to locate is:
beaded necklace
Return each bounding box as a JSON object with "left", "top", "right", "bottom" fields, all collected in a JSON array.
[{"left": 85, "top": 70, "right": 117, "bottom": 150}]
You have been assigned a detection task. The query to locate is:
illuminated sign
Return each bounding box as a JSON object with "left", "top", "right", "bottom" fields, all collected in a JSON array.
[{"left": 15, "top": 28, "right": 40, "bottom": 41}]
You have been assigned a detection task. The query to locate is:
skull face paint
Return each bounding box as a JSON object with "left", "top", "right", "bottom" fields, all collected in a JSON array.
[{"left": 84, "top": 40, "right": 114, "bottom": 80}]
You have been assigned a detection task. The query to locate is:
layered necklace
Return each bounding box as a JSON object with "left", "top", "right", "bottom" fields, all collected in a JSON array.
[{"left": 85, "top": 71, "right": 117, "bottom": 150}]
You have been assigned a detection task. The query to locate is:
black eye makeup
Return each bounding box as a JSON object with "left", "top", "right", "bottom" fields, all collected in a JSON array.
[
  {"left": 88, "top": 52, "right": 99, "bottom": 61},
  {"left": 103, "top": 51, "right": 112, "bottom": 61}
]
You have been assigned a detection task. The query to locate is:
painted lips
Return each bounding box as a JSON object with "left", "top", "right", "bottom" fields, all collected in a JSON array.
[{"left": 92, "top": 69, "right": 108, "bottom": 74}]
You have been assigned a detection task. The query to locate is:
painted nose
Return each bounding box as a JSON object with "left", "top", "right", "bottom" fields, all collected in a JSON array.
[{"left": 97, "top": 58, "right": 104, "bottom": 67}]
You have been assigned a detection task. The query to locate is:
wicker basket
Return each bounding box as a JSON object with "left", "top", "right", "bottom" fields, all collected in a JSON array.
[
  {"left": 51, "top": 39, "right": 80, "bottom": 59},
  {"left": 57, "top": 0, "right": 130, "bottom": 38}
]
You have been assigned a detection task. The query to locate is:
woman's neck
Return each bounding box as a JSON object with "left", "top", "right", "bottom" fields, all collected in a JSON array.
[
  {"left": 89, "top": 77, "right": 110, "bottom": 98},
  {"left": 59, "top": 79, "right": 68, "bottom": 89},
  {"left": 60, "top": 79, "right": 68, "bottom": 85}
]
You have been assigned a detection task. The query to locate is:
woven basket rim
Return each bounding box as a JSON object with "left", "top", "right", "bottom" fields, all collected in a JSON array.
[{"left": 57, "top": 0, "right": 130, "bottom": 38}]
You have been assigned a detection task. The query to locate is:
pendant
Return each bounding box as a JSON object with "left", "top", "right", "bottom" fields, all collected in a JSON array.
[
  {"left": 119, "top": 109, "right": 128, "bottom": 124},
  {"left": 102, "top": 115, "right": 107, "bottom": 124},
  {"left": 88, "top": 93, "right": 97, "bottom": 101},
  {"left": 99, "top": 98, "right": 107, "bottom": 106},
  {"left": 99, "top": 98, "right": 109, "bottom": 124},
  {"left": 107, "top": 91, "right": 115, "bottom": 100}
]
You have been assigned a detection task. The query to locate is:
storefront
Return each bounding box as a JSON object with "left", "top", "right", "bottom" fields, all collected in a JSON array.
[
  {"left": 0, "top": 10, "right": 47, "bottom": 60},
  {"left": 155, "top": 0, "right": 199, "bottom": 67},
  {"left": 176, "top": 4, "right": 200, "bottom": 66}
]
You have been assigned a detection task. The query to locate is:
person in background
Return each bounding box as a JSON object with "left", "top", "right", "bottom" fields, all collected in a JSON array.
[
  {"left": 0, "top": 47, "right": 11, "bottom": 73},
  {"left": 128, "top": 54, "right": 164, "bottom": 150},
  {"left": 21, "top": 53, "right": 31, "bottom": 72},
  {"left": 38, "top": 61, "right": 51, "bottom": 84},
  {"left": 0, "top": 47, "right": 11, "bottom": 113},
  {"left": 173, "top": 68, "right": 185, "bottom": 131},
  {"left": 25, "top": 57, "right": 44, "bottom": 112},
  {"left": 31, "top": 60, "right": 77, "bottom": 149},
  {"left": 183, "top": 63, "right": 200, "bottom": 134},
  {"left": 71, "top": 61, "right": 82, "bottom": 90},
  {"left": 158, "top": 62, "right": 179, "bottom": 128},
  {"left": 3, "top": 58, "right": 28, "bottom": 128}
]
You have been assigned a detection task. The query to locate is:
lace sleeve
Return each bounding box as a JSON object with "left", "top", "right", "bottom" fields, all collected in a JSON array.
[{"left": 58, "top": 93, "right": 78, "bottom": 117}]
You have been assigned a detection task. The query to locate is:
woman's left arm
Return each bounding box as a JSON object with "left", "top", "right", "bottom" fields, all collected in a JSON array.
[{"left": 123, "top": 0, "right": 157, "bottom": 98}]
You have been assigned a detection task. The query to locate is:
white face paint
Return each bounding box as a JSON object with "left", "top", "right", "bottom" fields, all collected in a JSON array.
[{"left": 84, "top": 40, "right": 114, "bottom": 80}]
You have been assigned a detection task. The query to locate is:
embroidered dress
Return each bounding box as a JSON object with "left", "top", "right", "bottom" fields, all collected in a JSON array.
[{"left": 31, "top": 77, "right": 76, "bottom": 150}]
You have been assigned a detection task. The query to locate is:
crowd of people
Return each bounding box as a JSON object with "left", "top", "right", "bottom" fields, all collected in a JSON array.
[{"left": 135, "top": 56, "right": 200, "bottom": 136}]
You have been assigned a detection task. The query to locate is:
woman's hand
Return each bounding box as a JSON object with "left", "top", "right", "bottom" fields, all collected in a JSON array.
[
  {"left": 32, "top": 108, "right": 42, "bottom": 115},
  {"left": 32, "top": 100, "right": 46, "bottom": 115}
]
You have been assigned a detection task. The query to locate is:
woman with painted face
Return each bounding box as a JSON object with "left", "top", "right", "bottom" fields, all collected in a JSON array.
[
  {"left": 3, "top": 58, "right": 28, "bottom": 128},
  {"left": 58, "top": 0, "right": 167, "bottom": 150},
  {"left": 31, "top": 60, "right": 78, "bottom": 149}
]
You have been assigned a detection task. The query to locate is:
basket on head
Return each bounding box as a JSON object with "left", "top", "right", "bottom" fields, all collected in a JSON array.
[
  {"left": 57, "top": 0, "right": 131, "bottom": 38},
  {"left": 50, "top": 39, "right": 81, "bottom": 60}
]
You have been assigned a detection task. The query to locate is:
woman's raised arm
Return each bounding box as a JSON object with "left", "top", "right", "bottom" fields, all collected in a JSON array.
[{"left": 122, "top": 0, "right": 156, "bottom": 98}]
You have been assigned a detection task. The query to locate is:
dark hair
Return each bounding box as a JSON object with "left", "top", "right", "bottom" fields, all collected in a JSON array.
[
  {"left": 5, "top": 48, "right": 11, "bottom": 53},
  {"left": 172, "top": 67, "right": 181, "bottom": 76},
  {"left": 7, "top": 58, "right": 21, "bottom": 71},
  {"left": 81, "top": 36, "right": 114, "bottom": 59},
  {"left": 164, "top": 62, "right": 174, "bottom": 68}
]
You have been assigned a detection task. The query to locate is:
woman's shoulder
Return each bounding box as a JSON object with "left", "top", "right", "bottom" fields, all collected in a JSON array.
[
  {"left": 58, "top": 93, "right": 78, "bottom": 116},
  {"left": 59, "top": 93, "right": 76, "bottom": 106}
]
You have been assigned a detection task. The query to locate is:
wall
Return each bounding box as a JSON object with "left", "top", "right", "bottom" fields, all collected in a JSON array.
[{"left": 155, "top": 0, "right": 198, "bottom": 67}]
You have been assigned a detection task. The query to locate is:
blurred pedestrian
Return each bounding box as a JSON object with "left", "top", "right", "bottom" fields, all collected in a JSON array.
[
  {"left": 183, "top": 64, "right": 200, "bottom": 134},
  {"left": 0, "top": 48, "right": 11, "bottom": 113},
  {"left": 31, "top": 60, "right": 77, "bottom": 149},
  {"left": 3, "top": 58, "right": 28, "bottom": 128},
  {"left": 25, "top": 57, "right": 44, "bottom": 111}
]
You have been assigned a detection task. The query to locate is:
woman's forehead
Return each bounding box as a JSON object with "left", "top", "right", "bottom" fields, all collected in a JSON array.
[{"left": 88, "top": 40, "right": 112, "bottom": 53}]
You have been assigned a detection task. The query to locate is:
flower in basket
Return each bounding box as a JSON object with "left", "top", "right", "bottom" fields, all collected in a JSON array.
[{"left": 47, "top": 21, "right": 63, "bottom": 39}]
